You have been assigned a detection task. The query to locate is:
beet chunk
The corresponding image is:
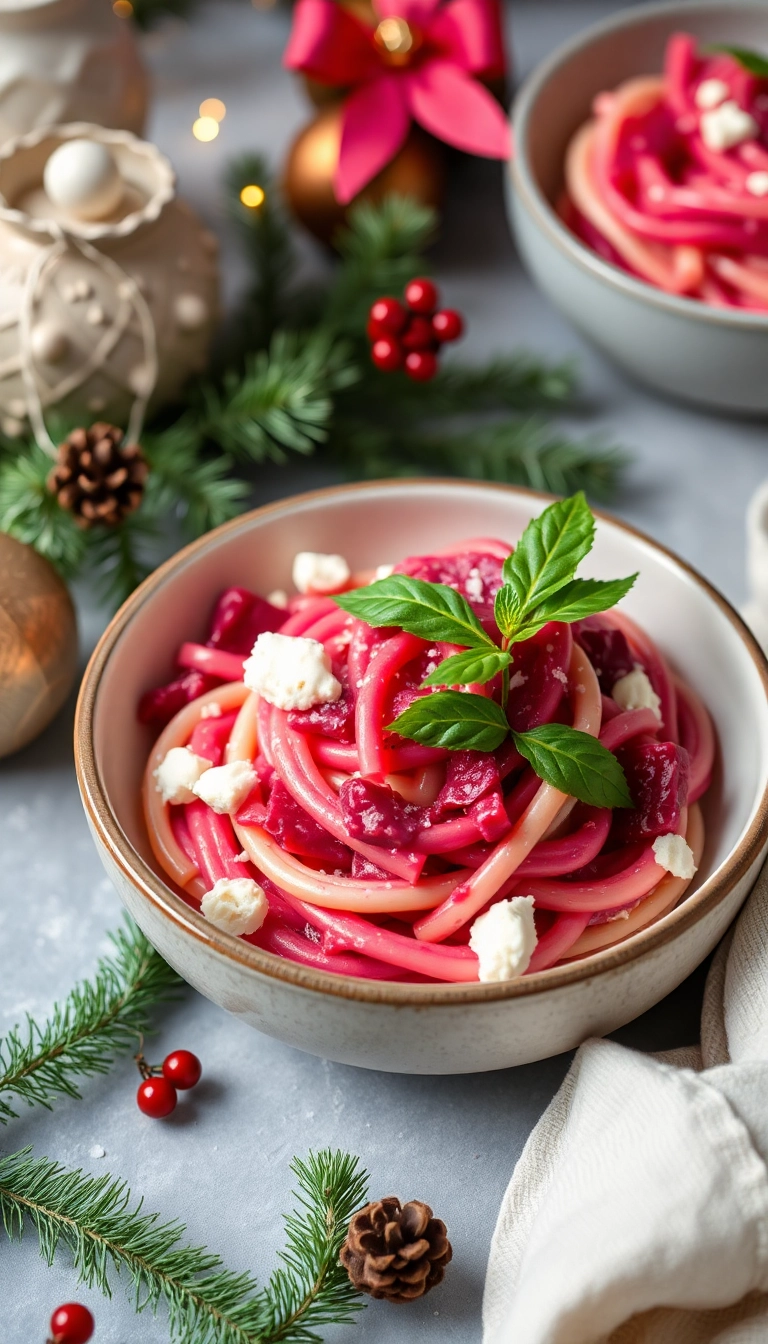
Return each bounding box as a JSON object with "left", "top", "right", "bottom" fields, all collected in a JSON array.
[
  {"left": 574, "top": 619, "right": 637, "bottom": 693},
  {"left": 208, "top": 586, "right": 287, "bottom": 656},
  {"left": 339, "top": 778, "right": 424, "bottom": 848},
  {"left": 288, "top": 667, "right": 355, "bottom": 741},
  {"left": 612, "top": 741, "right": 690, "bottom": 845},
  {"left": 432, "top": 750, "right": 500, "bottom": 820},
  {"left": 138, "top": 669, "right": 217, "bottom": 728},
  {"left": 468, "top": 790, "right": 512, "bottom": 842},
  {"left": 395, "top": 550, "right": 505, "bottom": 610},
  {"left": 264, "top": 780, "right": 352, "bottom": 869}
]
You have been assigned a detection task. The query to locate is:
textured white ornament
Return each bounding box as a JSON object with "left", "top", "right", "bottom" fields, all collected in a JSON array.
[
  {"left": 44, "top": 140, "right": 123, "bottom": 221},
  {"left": 29, "top": 321, "right": 69, "bottom": 365},
  {"left": 0, "top": 124, "right": 220, "bottom": 429}
]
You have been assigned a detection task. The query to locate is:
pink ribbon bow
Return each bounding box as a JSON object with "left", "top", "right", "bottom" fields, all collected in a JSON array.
[{"left": 284, "top": 0, "right": 511, "bottom": 203}]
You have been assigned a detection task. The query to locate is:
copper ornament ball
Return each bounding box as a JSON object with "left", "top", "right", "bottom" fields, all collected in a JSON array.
[
  {"left": 0, "top": 533, "right": 78, "bottom": 759},
  {"left": 283, "top": 105, "right": 445, "bottom": 245}
]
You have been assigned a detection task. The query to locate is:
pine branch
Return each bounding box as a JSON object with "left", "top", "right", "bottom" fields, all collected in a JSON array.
[
  {"left": 323, "top": 195, "right": 438, "bottom": 337},
  {"left": 142, "top": 419, "right": 251, "bottom": 539},
  {"left": 0, "top": 1147, "right": 367, "bottom": 1344},
  {"left": 225, "top": 155, "right": 299, "bottom": 353},
  {"left": 85, "top": 514, "right": 156, "bottom": 609},
  {"left": 0, "top": 442, "right": 87, "bottom": 577},
  {"left": 199, "top": 331, "right": 361, "bottom": 464},
  {"left": 0, "top": 922, "right": 182, "bottom": 1125},
  {"left": 331, "top": 416, "right": 628, "bottom": 502},
  {"left": 341, "top": 354, "right": 578, "bottom": 420}
]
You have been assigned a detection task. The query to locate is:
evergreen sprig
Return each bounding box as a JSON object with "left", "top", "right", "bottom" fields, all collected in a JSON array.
[
  {"left": 0, "top": 922, "right": 182, "bottom": 1124},
  {"left": 0, "top": 1147, "right": 368, "bottom": 1344}
]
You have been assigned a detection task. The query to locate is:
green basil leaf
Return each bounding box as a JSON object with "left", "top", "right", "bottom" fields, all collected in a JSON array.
[
  {"left": 512, "top": 724, "right": 634, "bottom": 809},
  {"left": 494, "top": 584, "right": 521, "bottom": 640},
  {"left": 388, "top": 691, "right": 510, "bottom": 752},
  {"left": 511, "top": 574, "right": 638, "bottom": 641},
  {"left": 502, "top": 492, "right": 595, "bottom": 613},
  {"left": 421, "top": 647, "right": 512, "bottom": 689},
  {"left": 334, "top": 575, "right": 494, "bottom": 649},
  {"left": 710, "top": 44, "right": 768, "bottom": 78}
]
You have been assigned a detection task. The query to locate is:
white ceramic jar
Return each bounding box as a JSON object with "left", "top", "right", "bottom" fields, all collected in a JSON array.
[
  {"left": 0, "top": 0, "right": 148, "bottom": 147},
  {"left": 0, "top": 123, "right": 220, "bottom": 434}
]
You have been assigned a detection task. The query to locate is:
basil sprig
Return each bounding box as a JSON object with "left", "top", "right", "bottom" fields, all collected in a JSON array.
[
  {"left": 710, "top": 44, "right": 768, "bottom": 78},
  {"left": 387, "top": 695, "right": 633, "bottom": 808},
  {"left": 333, "top": 492, "right": 638, "bottom": 809}
]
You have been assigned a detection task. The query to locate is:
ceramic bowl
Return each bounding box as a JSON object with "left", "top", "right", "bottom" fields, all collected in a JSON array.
[
  {"left": 75, "top": 481, "right": 768, "bottom": 1074},
  {"left": 509, "top": 0, "right": 768, "bottom": 413}
]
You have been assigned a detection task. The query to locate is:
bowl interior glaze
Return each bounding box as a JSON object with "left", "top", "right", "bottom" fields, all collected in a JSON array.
[{"left": 89, "top": 480, "right": 768, "bottom": 1001}]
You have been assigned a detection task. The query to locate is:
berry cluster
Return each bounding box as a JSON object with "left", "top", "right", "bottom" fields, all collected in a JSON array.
[
  {"left": 367, "top": 278, "right": 464, "bottom": 381},
  {"left": 48, "top": 1303, "right": 94, "bottom": 1344},
  {"left": 136, "top": 1048, "right": 202, "bottom": 1119}
]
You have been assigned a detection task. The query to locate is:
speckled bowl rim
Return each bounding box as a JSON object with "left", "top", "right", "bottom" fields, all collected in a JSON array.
[
  {"left": 75, "top": 479, "right": 768, "bottom": 1007},
  {"left": 511, "top": 0, "right": 768, "bottom": 331}
]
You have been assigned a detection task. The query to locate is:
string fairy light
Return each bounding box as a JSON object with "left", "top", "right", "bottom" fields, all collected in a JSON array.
[
  {"left": 240, "top": 184, "right": 265, "bottom": 208},
  {"left": 192, "top": 116, "right": 220, "bottom": 143}
]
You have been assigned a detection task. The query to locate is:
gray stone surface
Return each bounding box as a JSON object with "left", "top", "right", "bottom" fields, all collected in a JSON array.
[{"left": 0, "top": 1, "right": 763, "bottom": 1339}]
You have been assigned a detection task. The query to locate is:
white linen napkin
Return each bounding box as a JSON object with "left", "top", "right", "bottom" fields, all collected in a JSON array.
[{"left": 482, "top": 858, "right": 768, "bottom": 1344}]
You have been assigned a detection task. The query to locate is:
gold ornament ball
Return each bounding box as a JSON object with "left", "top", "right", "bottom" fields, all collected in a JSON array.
[
  {"left": 283, "top": 105, "right": 445, "bottom": 245},
  {"left": 0, "top": 533, "right": 78, "bottom": 759}
]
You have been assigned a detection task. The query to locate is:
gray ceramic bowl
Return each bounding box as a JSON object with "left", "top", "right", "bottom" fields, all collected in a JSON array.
[
  {"left": 75, "top": 481, "right": 768, "bottom": 1074},
  {"left": 509, "top": 0, "right": 768, "bottom": 413}
]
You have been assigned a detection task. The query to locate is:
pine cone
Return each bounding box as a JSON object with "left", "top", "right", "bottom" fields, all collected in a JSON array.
[
  {"left": 340, "top": 1197, "right": 452, "bottom": 1303},
  {"left": 47, "top": 423, "right": 148, "bottom": 528}
]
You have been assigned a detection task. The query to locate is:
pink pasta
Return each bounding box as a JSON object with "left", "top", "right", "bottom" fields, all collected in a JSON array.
[
  {"left": 561, "top": 34, "right": 768, "bottom": 309},
  {"left": 140, "top": 539, "right": 714, "bottom": 984}
]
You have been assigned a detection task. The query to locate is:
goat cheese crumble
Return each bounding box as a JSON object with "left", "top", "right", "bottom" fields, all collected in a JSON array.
[
  {"left": 695, "top": 78, "right": 729, "bottom": 110},
  {"left": 652, "top": 833, "right": 697, "bottom": 880},
  {"left": 243, "top": 632, "right": 342, "bottom": 710},
  {"left": 201, "top": 877, "right": 268, "bottom": 936},
  {"left": 612, "top": 668, "right": 662, "bottom": 721},
  {"left": 700, "top": 100, "right": 758, "bottom": 152},
  {"left": 154, "top": 746, "right": 211, "bottom": 804},
  {"left": 469, "top": 896, "right": 538, "bottom": 983},
  {"left": 292, "top": 551, "right": 351, "bottom": 595},
  {"left": 193, "top": 759, "right": 256, "bottom": 814}
]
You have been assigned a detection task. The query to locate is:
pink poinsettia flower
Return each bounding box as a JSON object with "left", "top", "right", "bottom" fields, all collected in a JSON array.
[{"left": 284, "top": 0, "right": 511, "bottom": 203}]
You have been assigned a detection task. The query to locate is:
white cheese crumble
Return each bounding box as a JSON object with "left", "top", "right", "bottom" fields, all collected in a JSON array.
[
  {"left": 465, "top": 568, "right": 484, "bottom": 602},
  {"left": 375, "top": 564, "right": 395, "bottom": 580},
  {"left": 700, "top": 100, "right": 758, "bottom": 152},
  {"left": 509, "top": 670, "right": 528, "bottom": 690},
  {"left": 267, "top": 589, "right": 289, "bottom": 609},
  {"left": 746, "top": 171, "right": 768, "bottom": 198},
  {"left": 201, "top": 877, "right": 268, "bottom": 936},
  {"left": 153, "top": 746, "right": 211, "bottom": 804},
  {"left": 695, "top": 78, "right": 729, "bottom": 110},
  {"left": 292, "top": 551, "right": 351, "bottom": 594},
  {"left": 243, "top": 632, "right": 342, "bottom": 710},
  {"left": 469, "top": 896, "right": 538, "bottom": 983},
  {"left": 552, "top": 667, "right": 569, "bottom": 686},
  {"left": 653, "top": 833, "right": 697, "bottom": 880},
  {"left": 200, "top": 702, "right": 222, "bottom": 719},
  {"left": 612, "top": 668, "right": 662, "bottom": 721},
  {"left": 193, "top": 760, "right": 257, "bottom": 814}
]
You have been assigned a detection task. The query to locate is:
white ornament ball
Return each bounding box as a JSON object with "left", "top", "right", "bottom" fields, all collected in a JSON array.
[
  {"left": 43, "top": 140, "right": 124, "bottom": 222},
  {"left": 30, "top": 322, "right": 69, "bottom": 365}
]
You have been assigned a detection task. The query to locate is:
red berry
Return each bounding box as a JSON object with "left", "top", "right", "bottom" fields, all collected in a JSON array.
[
  {"left": 368, "top": 297, "right": 407, "bottom": 334},
  {"left": 50, "top": 1303, "right": 94, "bottom": 1344},
  {"left": 401, "top": 316, "right": 437, "bottom": 352},
  {"left": 163, "top": 1049, "right": 202, "bottom": 1091},
  {"left": 432, "top": 309, "right": 464, "bottom": 343},
  {"left": 404, "top": 277, "right": 438, "bottom": 314},
  {"left": 371, "top": 336, "right": 403, "bottom": 372},
  {"left": 137, "top": 1076, "right": 177, "bottom": 1118},
  {"left": 366, "top": 316, "right": 386, "bottom": 342},
  {"left": 405, "top": 350, "right": 438, "bottom": 381}
]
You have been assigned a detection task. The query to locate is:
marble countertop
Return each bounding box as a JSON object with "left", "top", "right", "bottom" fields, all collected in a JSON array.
[{"left": 1, "top": 2, "right": 765, "bottom": 1340}]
